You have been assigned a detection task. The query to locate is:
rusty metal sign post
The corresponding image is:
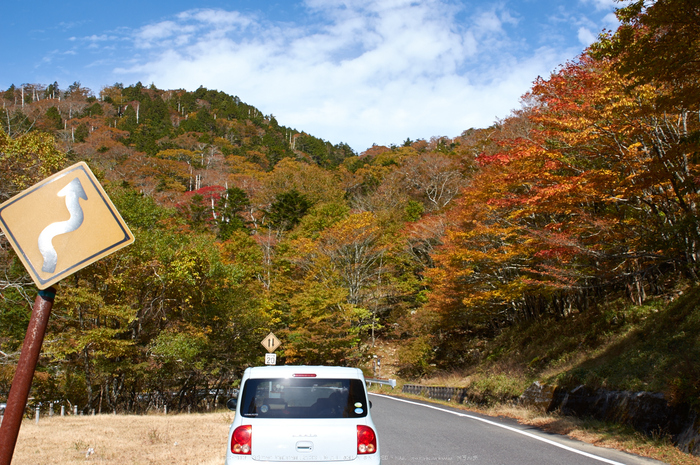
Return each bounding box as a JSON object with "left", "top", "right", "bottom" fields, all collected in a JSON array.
[
  {"left": 0, "top": 162, "right": 134, "bottom": 464},
  {"left": 0, "top": 288, "right": 55, "bottom": 464}
]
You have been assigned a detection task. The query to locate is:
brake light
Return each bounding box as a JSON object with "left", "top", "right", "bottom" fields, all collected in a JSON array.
[
  {"left": 293, "top": 373, "right": 317, "bottom": 377},
  {"left": 231, "top": 425, "right": 252, "bottom": 455},
  {"left": 357, "top": 425, "right": 377, "bottom": 454}
]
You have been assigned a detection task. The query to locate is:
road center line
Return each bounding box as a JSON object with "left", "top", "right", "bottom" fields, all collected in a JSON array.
[{"left": 370, "top": 394, "right": 628, "bottom": 465}]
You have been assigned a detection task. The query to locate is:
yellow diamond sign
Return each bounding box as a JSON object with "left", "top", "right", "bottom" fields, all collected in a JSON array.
[
  {"left": 0, "top": 162, "right": 134, "bottom": 289},
  {"left": 261, "top": 332, "right": 281, "bottom": 353}
]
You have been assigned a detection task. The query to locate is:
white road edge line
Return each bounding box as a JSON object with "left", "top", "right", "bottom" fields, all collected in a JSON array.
[{"left": 370, "top": 393, "right": 628, "bottom": 465}]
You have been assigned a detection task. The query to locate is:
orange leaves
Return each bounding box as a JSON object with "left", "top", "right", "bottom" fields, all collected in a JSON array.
[
  {"left": 424, "top": 44, "right": 700, "bottom": 339},
  {"left": 324, "top": 211, "right": 379, "bottom": 244}
]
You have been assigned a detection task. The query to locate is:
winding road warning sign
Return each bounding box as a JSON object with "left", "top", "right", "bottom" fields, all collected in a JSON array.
[{"left": 0, "top": 162, "right": 134, "bottom": 289}]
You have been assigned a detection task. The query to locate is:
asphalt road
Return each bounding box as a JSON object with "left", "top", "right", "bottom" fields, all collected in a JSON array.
[{"left": 368, "top": 394, "right": 666, "bottom": 465}]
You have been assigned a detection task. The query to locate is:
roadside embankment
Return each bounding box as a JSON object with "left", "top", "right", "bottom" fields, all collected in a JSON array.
[{"left": 400, "top": 381, "right": 700, "bottom": 459}]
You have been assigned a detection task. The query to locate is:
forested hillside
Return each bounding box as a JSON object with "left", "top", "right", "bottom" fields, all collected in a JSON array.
[{"left": 1, "top": 0, "right": 699, "bottom": 414}]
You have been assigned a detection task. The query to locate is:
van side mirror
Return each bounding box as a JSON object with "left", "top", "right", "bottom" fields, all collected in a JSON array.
[
  {"left": 226, "top": 398, "right": 237, "bottom": 411},
  {"left": 369, "top": 401, "right": 372, "bottom": 409}
]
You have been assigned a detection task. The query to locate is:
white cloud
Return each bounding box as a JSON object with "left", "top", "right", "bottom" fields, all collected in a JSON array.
[
  {"left": 577, "top": 27, "right": 597, "bottom": 45},
  {"left": 112, "top": 1, "right": 594, "bottom": 151},
  {"left": 583, "top": 0, "right": 618, "bottom": 11},
  {"left": 602, "top": 12, "right": 620, "bottom": 29}
]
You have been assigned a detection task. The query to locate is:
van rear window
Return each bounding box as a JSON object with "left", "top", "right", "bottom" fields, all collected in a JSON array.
[{"left": 239, "top": 378, "right": 368, "bottom": 419}]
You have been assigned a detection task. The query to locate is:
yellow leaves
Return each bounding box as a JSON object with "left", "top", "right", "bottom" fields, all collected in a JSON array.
[
  {"left": 263, "top": 158, "right": 346, "bottom": 205},
  {"left": 283, "top": 279, "right": 362, "bottom": 365},
  {"left": 288, "top": 236, "right": 316, "bottom": 257},
  {"left": 0, "top": 129, "right": 66, "bottom": 196},
  {"left": 155, "top": 148, "right": 197, "bottom": 163},
  {"left": 45, "top": 286, "right": 136, "bottom": 361},
  {"left": 99, "top": 84, "right": 128, "bottom": 105},
  {"left": 323, "top": 211, "right": 378, "bottom": 244},
  {"left": 460, "top": 278, "right": 528, "bottom": 311},
  {"left": 169, "top": 251, "right": 201, "bottom": 286}
]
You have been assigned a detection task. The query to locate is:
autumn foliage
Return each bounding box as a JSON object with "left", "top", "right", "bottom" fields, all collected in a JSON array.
[
  {"left": 1, "top": 0, "right": 699, "bottom": 410},
  {"left": 421, "top": 1, "right": 700, "bottom": 368}
]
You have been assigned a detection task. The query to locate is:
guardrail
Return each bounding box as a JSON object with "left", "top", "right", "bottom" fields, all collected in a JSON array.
[
  {"left": 365, "top": 378, "right": 397, "bottom": 389},
  {"left": 402, "top": 384, "right": 467, "bottom": 402}
]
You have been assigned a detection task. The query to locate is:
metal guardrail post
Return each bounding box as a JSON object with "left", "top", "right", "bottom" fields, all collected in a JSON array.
[{"left": 365, "top": 378, "right": 397, "bottom": 389}]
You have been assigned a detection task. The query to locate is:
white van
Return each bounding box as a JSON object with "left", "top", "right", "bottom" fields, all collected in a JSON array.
[{"left": 225, "top": 366, "right": 381, "bottom": 464}]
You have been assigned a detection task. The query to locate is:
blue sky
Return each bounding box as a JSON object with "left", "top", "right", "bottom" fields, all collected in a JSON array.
[{"left": 2, "top": 0, "right": 622, "bottom": 152}]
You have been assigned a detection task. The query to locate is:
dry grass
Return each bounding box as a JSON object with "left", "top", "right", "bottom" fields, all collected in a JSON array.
[
  {"left": 485, "top": 404, "right": 700, "bottom": 465},
  {"left": 10, "top": 411, "right": 233, "bottom": 464}
]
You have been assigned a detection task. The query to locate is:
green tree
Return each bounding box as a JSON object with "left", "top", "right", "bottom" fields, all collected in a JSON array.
[
  {"left": 267, "top": 189, "right": 313, "bottom": 231},
  {"left": 3, "top": 85, "right": 16, "bottom": 101},
  {"left": 83, "top": 102, "right": 104, "bottom": 117},
  {"left": 182, "top": 193, "right": 212, "bottom": 232},
  {"left": 117, "top": 104, "right": 138, "bottom": 133},
  {"left": 283, "top": 281, "right": 363, "bottom": 365},
  {"left": 216, "top": 187, "right": 250, "bottom": 240},
  {"left": 180, "top": 108, "right": 216, "bottom": 134},
  {"left": 45, "top": 106, "right": 63, "bottom": 129},
  {"left": 44, "top": 81, "right": 59, "bottom": 99},
  {"left": 74, "top": 122, "right": 90, "bottom": 143}
]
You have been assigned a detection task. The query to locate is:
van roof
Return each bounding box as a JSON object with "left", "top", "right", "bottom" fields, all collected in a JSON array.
[{"left": 244, "top": 365, "right": 366, "bottom": 380}]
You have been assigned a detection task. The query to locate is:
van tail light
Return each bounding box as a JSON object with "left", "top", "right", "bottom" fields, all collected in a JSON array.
[
  {"left": 231, "top": 425, "right": 252, "bottom": 455},
  {"left": 357, "top": 425, "right": 377, "bottom": 454}
]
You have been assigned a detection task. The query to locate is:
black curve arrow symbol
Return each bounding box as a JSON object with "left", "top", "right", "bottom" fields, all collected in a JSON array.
[{"left": 37, "top": 177, "right": 88, "bottom": 273}]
